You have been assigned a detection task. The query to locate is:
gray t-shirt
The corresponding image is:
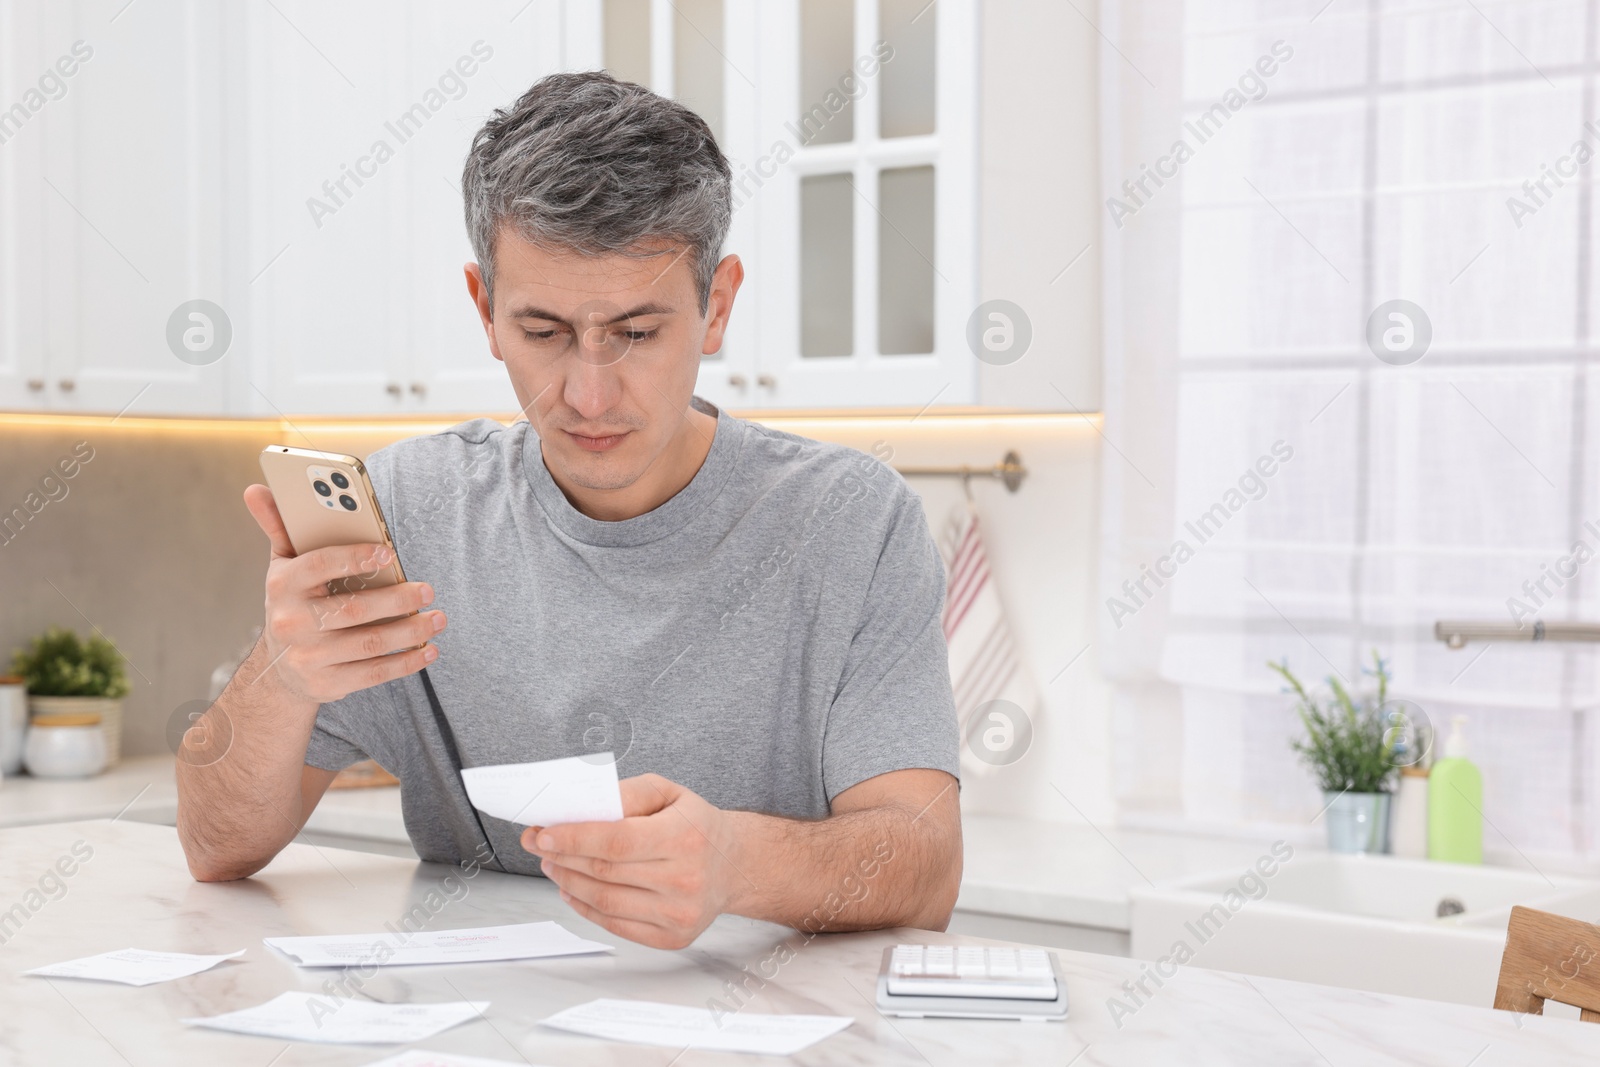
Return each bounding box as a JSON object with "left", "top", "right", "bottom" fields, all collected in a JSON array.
[{"left": 304, "top": 397, "right": 959, "bottom": 873}]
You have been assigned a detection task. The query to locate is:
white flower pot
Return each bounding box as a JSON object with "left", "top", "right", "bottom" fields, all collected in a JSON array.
[
  {"left": 29, "top": 696, "right": 123, "bottom": 766},
  {"left": 24, "top": 717, "right": 107, "bottom": 778}
]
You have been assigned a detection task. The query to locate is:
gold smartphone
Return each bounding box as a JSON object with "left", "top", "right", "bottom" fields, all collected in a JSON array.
[{"left": 258, "top": 446, "right": 412, "bottom": 626}]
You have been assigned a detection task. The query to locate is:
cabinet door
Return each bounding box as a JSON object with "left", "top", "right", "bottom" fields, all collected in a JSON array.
[
  {"left": 592, "top": 0, "right": 978, "bottom": 413},
  {"left": 754, "top": 0, "right": 976, "bottom": 410},
  {"left": 0, "top": 1, "right": 48, "bottom": 411},
  {"left": 3, "top": 1, "right": 231, "bottom": 417},
  {"left": 243, "top": 2, "right": 590, "bottom": 419},
  {"left": 237, "top": 0, "right": 412, "bottom": 418}
]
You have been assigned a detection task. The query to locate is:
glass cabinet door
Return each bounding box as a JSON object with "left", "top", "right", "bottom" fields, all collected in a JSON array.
[{"left": 600, "top": 0, "right": 976, "bottom": 410}]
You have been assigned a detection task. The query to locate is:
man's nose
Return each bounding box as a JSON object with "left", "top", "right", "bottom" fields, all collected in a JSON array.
[{"left": 563, "top": 357, "right": 624, "bottom": 418}]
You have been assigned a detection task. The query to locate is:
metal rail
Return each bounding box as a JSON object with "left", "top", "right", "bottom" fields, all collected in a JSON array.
[
  {"left": 1434, "top": 620, "right": 1600, "bottom": 649},
  {"left": 895, "top": 450, "right": 1027, "bottom": 494}
]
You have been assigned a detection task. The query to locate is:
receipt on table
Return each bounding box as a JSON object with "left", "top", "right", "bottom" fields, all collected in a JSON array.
[
  {"left": 265, "top": 921, "right": 610, "bottom": 968},
  {"left": 540, "top": 997, "right": 853, "bottom": 1056},
  {"left": 182, "top": 992, "right": 488, "bottom": 1045},
  {"left": 361, "top": 1052, "right": 538, "bottom": 1067},
  {"left": 24, "top": 948, "right": 245, "bottom": 986}
]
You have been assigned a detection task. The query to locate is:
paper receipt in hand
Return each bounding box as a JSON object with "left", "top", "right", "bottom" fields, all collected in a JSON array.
[{"left": 461, "top": 754, "right": 624, "bottom": 828}]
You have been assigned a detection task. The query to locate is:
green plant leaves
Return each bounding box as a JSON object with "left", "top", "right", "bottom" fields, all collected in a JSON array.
[
  {"left": 10, "top": 626, "right": 130, "bottom": 699},
  {"left": 1275, "top": 650, "right": 1395, "bottom": 795}
]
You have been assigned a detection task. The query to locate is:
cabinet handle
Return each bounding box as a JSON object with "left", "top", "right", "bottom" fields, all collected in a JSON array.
[
  {"left": 409, "top": 382, "right": 427, "bottom": 397},
  {"left": 58, "top": 378, "right": 76, "bottom": 392},
  {"left": 728, "top": 373, "right": 747, "bottom": 388},
  {"left": 386, "top": 382, "right": 402, "bottom": 396},
  {"left": 26, "top": 378, "right": 44, "bottom": 391},
  {"left": 756, "top": 374, "right": 776, "bottom": 388}
]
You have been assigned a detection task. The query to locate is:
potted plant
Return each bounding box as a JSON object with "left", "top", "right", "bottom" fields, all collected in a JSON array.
[
  {"left": 11, "top": 627, "right": 130, "bottom": 766},
  {"left": 1271, "top": 651, "right": 1397, "bottom": 854}
]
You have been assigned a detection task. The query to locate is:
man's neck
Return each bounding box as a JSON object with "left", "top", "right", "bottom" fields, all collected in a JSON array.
[{"left": 546, "top": 404, "right": 718, "bottom": 522}]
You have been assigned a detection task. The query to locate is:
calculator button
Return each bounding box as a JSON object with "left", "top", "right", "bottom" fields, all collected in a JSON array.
[
  {"left": 1019, "top": 952, "right": 1052, "bottom": 977},
  {"left": 890, "top": 947, "right": 923, "bottom": 977},
  {"left": 956, "top": 947, "right": 987, "bottom": 977}
]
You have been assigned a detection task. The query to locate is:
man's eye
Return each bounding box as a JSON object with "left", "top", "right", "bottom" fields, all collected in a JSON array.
[
  {"left": 522, "top": 328, "right": 562, "bottom": 343},
  {"left": 621, "top": 329, "right": 659, "bottom": 343}
]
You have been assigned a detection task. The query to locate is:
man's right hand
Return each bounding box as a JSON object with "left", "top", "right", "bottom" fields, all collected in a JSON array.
[{"left": 243, "top": 483, "right": 445, "bottom": 705}]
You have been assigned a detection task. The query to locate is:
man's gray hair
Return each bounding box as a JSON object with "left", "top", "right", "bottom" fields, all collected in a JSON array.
[{"left": 463, "top": 71, "right": 732, "bottom": 314}]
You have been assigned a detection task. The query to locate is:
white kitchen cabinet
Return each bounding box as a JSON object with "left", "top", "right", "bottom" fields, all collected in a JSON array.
[
  {"left": 236, "top": 0, "right": 552, "bottom": 418},
  {"left": 596, "top": 0, "right": 978, "bottom": 411},
  {"left": 2, "top": 0, "right": 988, "bottom": 418},
  {"left": 245, "top": 0, "right": 982, "bottom": 416},
  {"left": 1, "top": 0, "right": 232, "bottom": 417},
  {"left": 236, "top": 0, "right": 417, "bottom": 418},
  {"left": 0, "top": 0, "right": 47, "bottom": 413},
  {"left": 747, "top": 0, "right": 977, "bottom": 410}
]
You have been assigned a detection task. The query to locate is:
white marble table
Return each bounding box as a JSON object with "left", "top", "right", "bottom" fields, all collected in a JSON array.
[{"left": 2, "top": 820, "right": 1596, "bottom": 1065}]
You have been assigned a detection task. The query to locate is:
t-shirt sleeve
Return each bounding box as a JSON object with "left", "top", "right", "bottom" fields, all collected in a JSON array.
[
  {"left": 303, "top": 687, "right": 381, "bottom": 771},
  {"left": 821, "top": 494, "right": 961, "bottom": 802}
]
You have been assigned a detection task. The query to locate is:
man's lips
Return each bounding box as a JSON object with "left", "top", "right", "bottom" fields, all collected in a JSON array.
[{"left": 564, "top": 429, "right": 630, "bottom": 452}]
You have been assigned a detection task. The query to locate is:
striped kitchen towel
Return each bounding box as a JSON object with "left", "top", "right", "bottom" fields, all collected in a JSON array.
[{"left": 941, "top": 504, "right": 1041, "bottom": 776}]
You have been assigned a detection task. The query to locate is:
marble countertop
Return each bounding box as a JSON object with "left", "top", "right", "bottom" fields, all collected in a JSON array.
[
  {"left": 0, "top": 755, "right": 413, "bottom": 845},
  {"left": 0, "top": 755, "right": 179, "bottom": 828},
  {"left": 1, "top": 757, "right": 1298, "bottom": 933},
  {"left": 956, "top": 815, "right": 1287, "bottom": 931},
  {"left": 2, "top": 819, "right": 1595, "bottom": 1065}
]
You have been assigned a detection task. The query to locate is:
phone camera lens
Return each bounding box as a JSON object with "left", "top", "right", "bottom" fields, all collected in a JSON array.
[
  {"left": 339, "top": 494, "right": 358, "bottom": 511},
  {"left": 330, "top": 471, "right": 350, "bottom": 489},
  {"left": 313, "top": 480, "right": 332, "bottom": 497}
]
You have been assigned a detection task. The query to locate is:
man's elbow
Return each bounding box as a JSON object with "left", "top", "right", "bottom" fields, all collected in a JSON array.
[
  {"left": 176, "top": 821, "right": 269, "bottom": 882},
  {"left": 908, "top": 835, "right": 963, "bottom": 931},
  {"left": 184, "top": 855, "right": 263, "bottom": 882},
  {"left": 180, "top": 838, "right": 261, "bottom": 882}
]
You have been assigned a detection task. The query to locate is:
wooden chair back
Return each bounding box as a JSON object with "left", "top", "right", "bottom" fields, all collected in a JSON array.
[{"left": 1494, "top": 905, "right": 1600, "bottom": 1022}]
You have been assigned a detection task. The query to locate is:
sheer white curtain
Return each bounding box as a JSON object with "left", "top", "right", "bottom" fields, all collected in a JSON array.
[{"left": 1100, "top": 0, "right": 1600, "bottom": 869}]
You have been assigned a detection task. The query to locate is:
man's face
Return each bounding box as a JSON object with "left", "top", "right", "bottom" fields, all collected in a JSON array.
[{"left": 466, "top": 229, "right": 740, "bottom": 496}]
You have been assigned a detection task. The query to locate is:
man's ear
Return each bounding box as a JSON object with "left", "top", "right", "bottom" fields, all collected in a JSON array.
[
  {"left": 701, "top": 254, "right": 744, "bottom": 357},
  {"left": 464, "top": 261, "right": 504, "bottom": 363}
]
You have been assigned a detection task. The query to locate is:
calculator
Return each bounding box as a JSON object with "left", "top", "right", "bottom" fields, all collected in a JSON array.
[{"left": 874, "top": 944, "right": 1069, "bottom": 1021}]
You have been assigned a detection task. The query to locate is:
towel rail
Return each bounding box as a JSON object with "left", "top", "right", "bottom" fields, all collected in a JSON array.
[
  {"left": 1435, "top": 620, "right": 1600, "bottom": 649},
  {"left": 894, "top": 451, "right": 1027, "bottom": 494}
]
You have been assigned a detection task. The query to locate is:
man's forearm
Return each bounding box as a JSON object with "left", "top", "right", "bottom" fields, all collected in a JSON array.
[
  {"left": 175, "top": 637, "right": 320, "bottom": 881},
  {"left": 723, "top": 782, "right": 962, "bottom": 934}
]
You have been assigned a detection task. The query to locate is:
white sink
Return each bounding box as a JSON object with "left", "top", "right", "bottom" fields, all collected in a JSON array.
[{"left": 1129, "top": 852, "right": 1600, "bottom": 1007}]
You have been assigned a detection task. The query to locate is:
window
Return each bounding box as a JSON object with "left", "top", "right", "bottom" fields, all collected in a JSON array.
[{"left": 1103, "top": 0, "right": 1600, "bottom": 865}]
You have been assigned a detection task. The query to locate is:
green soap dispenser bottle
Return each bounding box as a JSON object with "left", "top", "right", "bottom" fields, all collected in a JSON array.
[{"left": 1428, "top": 715, "right": 1483, "bottom": 864}]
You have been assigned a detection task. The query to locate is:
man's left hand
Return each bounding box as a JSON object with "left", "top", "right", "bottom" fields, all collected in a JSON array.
[{"left": 522, "top": 773, "right": 748, "bottom": 949}]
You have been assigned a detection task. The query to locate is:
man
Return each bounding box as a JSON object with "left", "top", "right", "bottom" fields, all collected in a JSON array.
[{"left": 176, "top": 71, "right": 962, "bottom": 950}]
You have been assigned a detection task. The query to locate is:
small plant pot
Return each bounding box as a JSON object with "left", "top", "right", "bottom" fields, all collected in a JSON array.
[
  {"left": 29, "top": 696, "right": 123, "bottom": 767},
  {"left": 24, "top": 715, "right": 107, "bottom": 778},
  {"left": 1323, "top": 791, "right": 1391, "bottom": 854}
]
